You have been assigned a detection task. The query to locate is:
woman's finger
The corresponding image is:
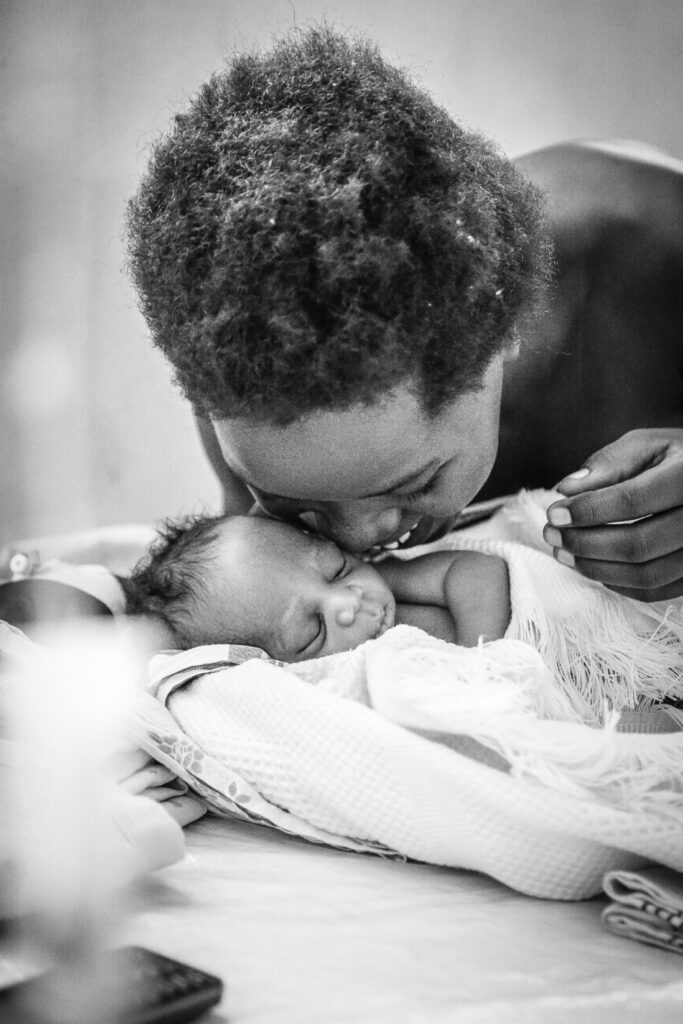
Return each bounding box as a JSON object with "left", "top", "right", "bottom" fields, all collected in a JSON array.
[
  {"left": 600, "top": 579, "right": 683, "bottom": 604},
  {"left": 555, "top": 546, "right": 683, "bottom": 597},
  {"left": 555, "top": 429, "right": 682, "bottom": 496},
  {"left": 543, "top": 506, "right": 683, "bottom": 564},
  {"left": 548, "top": 447, "right": 683, "bottom": 529}
]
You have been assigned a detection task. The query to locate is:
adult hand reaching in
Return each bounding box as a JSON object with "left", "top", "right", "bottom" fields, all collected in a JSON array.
[{"left": 543, "top": 429, "right": 683, "bottom": 602}]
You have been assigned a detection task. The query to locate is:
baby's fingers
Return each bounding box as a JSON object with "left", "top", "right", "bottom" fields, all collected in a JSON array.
[
  {"left": 104, "top": 743, "right": 151, "bottom": 783},
  {"left": 142, "top": 783, "right": 188, "bottom": 803},
  {"left": 160, "top": 794, "right": 207, "bottom": 828},
  {"left": 119, "top": 760, "right": 177, "bottom": 795}
]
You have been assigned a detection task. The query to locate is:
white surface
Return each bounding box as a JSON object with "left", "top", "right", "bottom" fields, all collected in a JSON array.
[{"left": 122, "top": 815, "right": 683, "bottom": 1024}]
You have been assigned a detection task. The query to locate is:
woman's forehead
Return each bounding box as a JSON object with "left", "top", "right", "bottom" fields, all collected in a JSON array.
[{"left": 212, "top": 384, "right": 488, "bottom": 501}]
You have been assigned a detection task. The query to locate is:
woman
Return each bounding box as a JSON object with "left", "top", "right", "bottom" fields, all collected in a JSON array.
[{"left": 127, "top": 28, "right": 683, "bottom": 602}]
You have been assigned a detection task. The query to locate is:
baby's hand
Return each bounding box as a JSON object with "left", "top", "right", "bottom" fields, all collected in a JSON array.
[
  {"left": 107, "top": 744, "right": 206, "bottom": 828},
  {"left": 544, "top": 428, "right": 683, "bottom": 601}
]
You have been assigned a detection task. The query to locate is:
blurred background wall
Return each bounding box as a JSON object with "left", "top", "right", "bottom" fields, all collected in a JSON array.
[{"left": 1, "top": 0, "right": 682, "bottom": 543}]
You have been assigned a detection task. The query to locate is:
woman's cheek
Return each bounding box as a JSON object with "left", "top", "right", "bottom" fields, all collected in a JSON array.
[{"left": 427, "top": 464, "right": 487, "bottom": 515}]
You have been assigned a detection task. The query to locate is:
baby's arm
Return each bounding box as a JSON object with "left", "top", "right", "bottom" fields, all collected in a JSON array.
[{"left": 376, "top": 550, "right": 511, "bottom": 647}]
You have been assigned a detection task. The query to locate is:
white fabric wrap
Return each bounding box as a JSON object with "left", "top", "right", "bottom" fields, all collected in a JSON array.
[{"left": 153, "top": 526, "right": 683, "bottom": 901}]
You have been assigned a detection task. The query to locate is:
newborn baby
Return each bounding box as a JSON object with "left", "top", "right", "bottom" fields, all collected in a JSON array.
[{"left": 124, "top": 514, "right": 510, "bottom": 661}]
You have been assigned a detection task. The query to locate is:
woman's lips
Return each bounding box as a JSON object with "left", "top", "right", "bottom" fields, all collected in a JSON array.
[
  {"left": 365, "top": 522, "right": 421, "bottom": 557},
  {"left": 391, "top": 514, "right": 462, "bottom": 550},
  {"left": 364, "top": 514, "right": 457, "bottom": 558}
]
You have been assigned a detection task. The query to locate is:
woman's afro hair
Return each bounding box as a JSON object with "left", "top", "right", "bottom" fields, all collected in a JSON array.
[{"left": 126, "top": 26, "right": 551, "bottom": 424}]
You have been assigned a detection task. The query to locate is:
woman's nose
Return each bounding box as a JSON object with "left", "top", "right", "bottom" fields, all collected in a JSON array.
[{"left": 311, "top": 504, "right": 403, "bottom": 552}]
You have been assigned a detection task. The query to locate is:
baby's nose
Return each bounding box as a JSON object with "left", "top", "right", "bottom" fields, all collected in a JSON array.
[
  {"left": 333, "top": 584, "right": 364, "bottom": 626},
  {"left": 333, "top": 585, "right": 383, "bottom": 628}
]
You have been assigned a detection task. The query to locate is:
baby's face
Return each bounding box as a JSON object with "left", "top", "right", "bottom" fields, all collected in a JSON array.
[{"left": 197, "top": 517, "right": 396, "bottom": 661}]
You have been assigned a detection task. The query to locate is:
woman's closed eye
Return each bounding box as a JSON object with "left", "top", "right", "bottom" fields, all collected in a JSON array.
[{"left": 399, "top": 473, "right": 440, "bottom": 505}]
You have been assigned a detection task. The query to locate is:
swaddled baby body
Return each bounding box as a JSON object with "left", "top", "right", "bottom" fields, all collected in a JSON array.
[{"left": 123, "top": 514, "right": 511, "bottom": 660}]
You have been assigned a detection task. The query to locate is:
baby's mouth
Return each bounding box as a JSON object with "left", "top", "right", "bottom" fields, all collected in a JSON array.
[{"left": 374, "top": 603, "right": 396, "bottom": 638}]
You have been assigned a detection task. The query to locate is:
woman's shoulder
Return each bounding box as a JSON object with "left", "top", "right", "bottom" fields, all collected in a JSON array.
[
  {"left": 513, "top": 140, "right": 683, "bottom": 320},
  {"left": 480, "top": 140, "right": 683, "bottom": 498},
  {"left": 514, "top": 139, "right": 683, "bottom": 230}
]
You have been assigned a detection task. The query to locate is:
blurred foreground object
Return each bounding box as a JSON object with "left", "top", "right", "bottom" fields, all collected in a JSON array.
[
  {"left": 0, "top": 620, "right": 185, "bottom": 1022},
  {"left": 0, "top": 945, "right": 224, "bottom": 1024}
]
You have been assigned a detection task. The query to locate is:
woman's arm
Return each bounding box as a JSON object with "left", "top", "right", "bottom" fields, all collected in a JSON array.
[
  {"left": 481, "top": 142, "right": 683, "bottom": 599},
  {"left": 377, "top": 551, "right": 510, "bottom": 647}
]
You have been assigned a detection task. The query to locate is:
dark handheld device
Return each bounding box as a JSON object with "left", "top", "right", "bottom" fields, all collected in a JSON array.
[{"left": 0, "top": 945, "right": 224, "bottom": 1024}]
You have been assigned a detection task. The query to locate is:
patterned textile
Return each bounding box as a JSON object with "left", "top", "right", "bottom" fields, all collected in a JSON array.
[{"left": 603, "top": 866, "right": 683, "bottom": 954}]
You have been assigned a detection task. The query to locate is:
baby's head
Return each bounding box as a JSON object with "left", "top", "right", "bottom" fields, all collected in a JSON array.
[{"left": 126, "top": 514, "right": 395, "bottom": 661}]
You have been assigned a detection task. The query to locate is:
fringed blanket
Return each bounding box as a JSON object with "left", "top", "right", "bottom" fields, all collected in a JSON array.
[{"left": 130, "top": 494, "right": 683, "bottom": 900}]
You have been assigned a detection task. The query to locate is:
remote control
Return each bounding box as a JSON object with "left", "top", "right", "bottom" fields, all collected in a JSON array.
[{"left": 0, "top": 944, "right": 224, "bottom": 1023}]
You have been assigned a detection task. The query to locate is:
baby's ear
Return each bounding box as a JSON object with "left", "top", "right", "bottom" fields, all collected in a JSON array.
[{"left": 119, "top": 575, "right": 167, "bottom": 617}]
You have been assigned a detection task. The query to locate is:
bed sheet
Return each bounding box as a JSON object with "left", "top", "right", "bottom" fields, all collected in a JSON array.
[{"left": 122, "top": 815, "right": 683, "bottom": 1024}]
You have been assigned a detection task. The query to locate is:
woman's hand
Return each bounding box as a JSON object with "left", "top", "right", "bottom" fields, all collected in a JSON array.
[{"left": 543, "top": 429, "right": 683, "bottom": 601}]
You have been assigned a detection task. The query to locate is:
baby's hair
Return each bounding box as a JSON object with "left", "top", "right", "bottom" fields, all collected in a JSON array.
[
  {"left": 126, "top": 26, "right": 551, "bottom": 425},
  {"left": 124, "top": 513, "right": 227, "bottom": 648}
]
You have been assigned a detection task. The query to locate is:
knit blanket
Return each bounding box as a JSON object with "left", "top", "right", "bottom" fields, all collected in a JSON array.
[{"left": 131, "top": 499, "right": 683, "bottom": 901}]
